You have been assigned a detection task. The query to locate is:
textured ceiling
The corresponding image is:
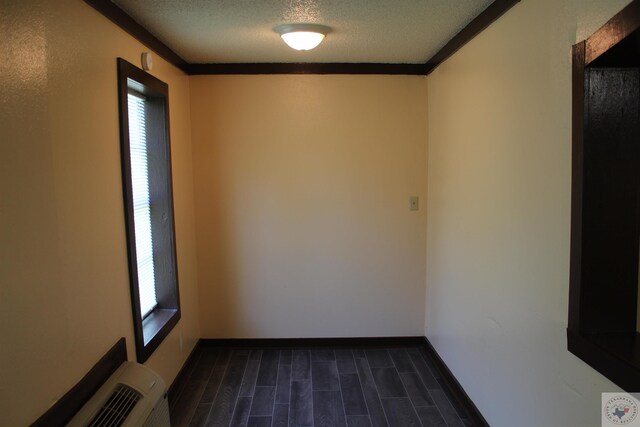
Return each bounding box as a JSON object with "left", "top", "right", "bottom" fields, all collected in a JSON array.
[{"left": 112, "top": 0, "right": 495, "bottom": 64}]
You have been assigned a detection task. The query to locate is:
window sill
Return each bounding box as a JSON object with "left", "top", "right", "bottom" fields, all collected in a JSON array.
[
  {"left": 143, "top": 309, "right": 177, "bottom": 345},
  {"left": 137, "top": 308, "right": 180, "bottom": 363}
]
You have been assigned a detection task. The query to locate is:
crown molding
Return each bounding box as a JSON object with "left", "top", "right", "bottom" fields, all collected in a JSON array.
[
  {"left": 85, "top": 0, "right": 520, "bottom": 76},
  {"left": 84, "top": 0, "right": 190, "bottom": 73},
  {"left": 188, "top": 62, "right": 427, "bottom": 75}
]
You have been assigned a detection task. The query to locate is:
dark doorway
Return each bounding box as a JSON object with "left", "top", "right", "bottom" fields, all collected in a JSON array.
[{"left": 568, "top": 0, "right": 640, "bottom": 391}]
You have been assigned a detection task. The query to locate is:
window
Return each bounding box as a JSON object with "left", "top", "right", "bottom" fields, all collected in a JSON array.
[{"left": 117, "top": 58, "right": 180, "bottom": 363}]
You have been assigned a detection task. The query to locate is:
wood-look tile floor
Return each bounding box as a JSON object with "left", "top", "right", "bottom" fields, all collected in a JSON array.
[{"left": 170, "top": 345, "right": 474, "bottom": 427}]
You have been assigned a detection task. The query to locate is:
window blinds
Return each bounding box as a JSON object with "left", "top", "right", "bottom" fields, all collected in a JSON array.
[{"left": 127, "top": 91, "right": 158, "bottom": 319}]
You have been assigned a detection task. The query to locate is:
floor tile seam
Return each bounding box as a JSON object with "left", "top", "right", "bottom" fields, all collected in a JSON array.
[
  {"left": 417, "top": 345, "right": 465, "bottom": 425},
  {"left": 350, "top": 353, "right": 373, "bottom": 421},
  {"left": 201, "top": 350, "right": 235, "bottom": 426},
  {"left": 361, "top": 353, "right": 391, "bottom": 427},
  {"left": 267, "top": 351, "right": 281, "bottom": 419},
  {"left": 407, "top": 349, "right": 449, "bottom": 426},
  {"left": 182, "top": 350, "right": 222, "bottom": 426},
  {"left": 336, "top": 365, "right": 350, "bottom": 423},
  {"left": 243, "top": 351, "right": 264, "bottom": 423},
  {"left": 380, "top": 366, "right": 422, "bottom": 425},
  {"left": 171, "top": 348, "right": 204, "bottom": 411}
]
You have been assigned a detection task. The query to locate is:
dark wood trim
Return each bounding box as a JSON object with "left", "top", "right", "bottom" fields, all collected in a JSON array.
[
  {"left": 84, "top": 0, "right": 189, "bottom": 73},
  {"left": 421, "top": 337, "right": 489, "bottom": 427},
  {"left": 568, "top": 41, "right": 586, "bottom": 332},
  {"left": 568, "top": 330, "right": 640, "bottom": 392},
  {"left": 585, "top": 0, "right": 640, "bottom": 65},
  {"left": 424, "top": 0, "right": 521, "bottom": 75},
  {"left": 187, "top": 62, "right": 427, "bottom": 75},
  {"left": 167, "top": 339, "right": 202, "bottom": 407},
  {"left": 30, "top": 338, "right": 127, "bottom": 427},
  {"left": 199, "top": 336, "right": 426, "bottom": 348},
  {"left": 117, "top": 59, "right": 145, "bottom": 350}
]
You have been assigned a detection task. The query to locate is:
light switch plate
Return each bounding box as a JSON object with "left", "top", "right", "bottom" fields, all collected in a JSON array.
[{"left": 410, "top": 196, "right": 419, "bottom": 211}]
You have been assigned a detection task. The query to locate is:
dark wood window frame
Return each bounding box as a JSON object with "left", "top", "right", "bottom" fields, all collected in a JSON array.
[
  {"left": 568, "top": 0, "right": 640, "bottom": 391},
  {"left": 117, "top": 58, "right": 181, "bottom": 363}
]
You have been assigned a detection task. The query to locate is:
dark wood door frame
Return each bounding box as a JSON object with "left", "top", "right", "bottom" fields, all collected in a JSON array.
[{"left": 568, "top": 0, "right": 640, "bottom": 391}]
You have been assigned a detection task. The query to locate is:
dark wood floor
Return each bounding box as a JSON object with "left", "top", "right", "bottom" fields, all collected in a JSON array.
[{"left": 170, "top": 345, "right": 474, "bottom": 427}]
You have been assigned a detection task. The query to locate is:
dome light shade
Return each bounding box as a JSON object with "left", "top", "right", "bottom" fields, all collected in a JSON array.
[
  {"left": 274, "top": 24, "right": 331, "bottom": 51},
  {"left": 281, "top": 31, "right": 325, "bottom": 51}
]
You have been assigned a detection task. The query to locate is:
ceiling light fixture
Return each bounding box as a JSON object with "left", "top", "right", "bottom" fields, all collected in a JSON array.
[{"left": 274, "top": 24, "right": 331, "bottom": 51}]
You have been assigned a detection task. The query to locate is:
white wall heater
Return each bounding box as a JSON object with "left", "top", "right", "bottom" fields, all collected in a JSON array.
[{"left": 68, "top": 362, "right": 170, "bottom": 427}]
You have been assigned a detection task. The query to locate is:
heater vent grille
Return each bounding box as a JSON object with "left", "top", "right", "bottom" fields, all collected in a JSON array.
[{"left": 88, "top": 383, "right": 141, "bottom": 427}]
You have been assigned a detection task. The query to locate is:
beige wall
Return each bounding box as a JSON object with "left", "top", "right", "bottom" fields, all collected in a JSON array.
[
  {"left": 425, "top": 0, "right": 631, "bottom": 426},
  {"left": 0, "top": 1, "right": 200, "bottom": 425},
  {"left": 190, "top": 75, "right": 428, "bottom": 338}
]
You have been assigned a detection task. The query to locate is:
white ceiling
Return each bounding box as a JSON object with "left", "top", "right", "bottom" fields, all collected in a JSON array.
[{"left": 112, "top": 0, "right": 495, "bottom": 64}]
